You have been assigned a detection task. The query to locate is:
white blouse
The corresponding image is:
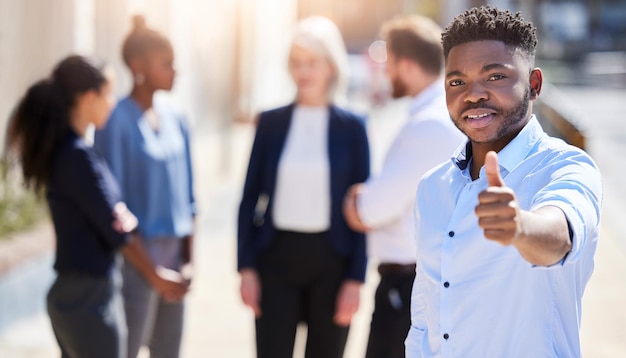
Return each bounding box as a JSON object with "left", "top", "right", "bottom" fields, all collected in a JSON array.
[{"left": 272, "top": 105, "right": 330, "bottom": 232}]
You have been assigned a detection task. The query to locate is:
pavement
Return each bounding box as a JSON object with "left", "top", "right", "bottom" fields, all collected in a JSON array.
[{"left": 1, "top": 99, "right": 625, "bottom": 357}]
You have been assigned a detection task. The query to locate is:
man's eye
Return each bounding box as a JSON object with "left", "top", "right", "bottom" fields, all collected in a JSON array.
[
  {"left": 448, "top": 79, "right": 463, "bottom": 87},
  {"left": 488, "top": 74, "right": 506, "bottom": 81}
]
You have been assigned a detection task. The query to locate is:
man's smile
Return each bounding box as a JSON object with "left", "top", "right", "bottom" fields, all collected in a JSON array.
[{"left": 463, "top": 109, "right": 497, "bottom": 129}]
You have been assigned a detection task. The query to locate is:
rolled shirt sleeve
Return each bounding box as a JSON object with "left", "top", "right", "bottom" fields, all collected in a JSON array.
[{"left": 531, "top": 151, "right": 603, "bottom": 265}]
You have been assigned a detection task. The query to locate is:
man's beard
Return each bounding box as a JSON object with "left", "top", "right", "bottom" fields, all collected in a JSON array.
[
  {"left": 497, "top": 88, "right": 531, "bottom": 138},
  {"left": 390, "top": 76, "right": 408, "bottom": 99},
  {"left": 454, "top": 88, "right": 531, "bottom": 143}
]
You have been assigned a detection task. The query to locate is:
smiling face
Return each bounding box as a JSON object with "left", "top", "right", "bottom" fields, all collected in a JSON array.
[{"left": 445, "top": 40, "right": 542, "bottom": 153}]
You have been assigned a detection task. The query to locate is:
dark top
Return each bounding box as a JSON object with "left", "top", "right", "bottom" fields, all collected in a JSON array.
[
  {"left": 237, "top": 104, "right": 370, "bottom": 281},
  {"left": 47, "top": 130, "right": 129, "bottom": 276}
]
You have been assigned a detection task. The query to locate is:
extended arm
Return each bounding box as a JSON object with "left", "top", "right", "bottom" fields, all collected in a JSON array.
[{"left": 476, "top": 152, "right": 572, "bottom": 266}]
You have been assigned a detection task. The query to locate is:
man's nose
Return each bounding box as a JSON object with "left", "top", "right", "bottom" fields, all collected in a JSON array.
[{"left": 464, "top": 81, "right": 489, "bottom": 103}]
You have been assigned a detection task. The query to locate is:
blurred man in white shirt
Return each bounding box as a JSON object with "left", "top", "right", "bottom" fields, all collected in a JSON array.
[{"left": 343, "top": 15, "right": 465, "bottom": 358}]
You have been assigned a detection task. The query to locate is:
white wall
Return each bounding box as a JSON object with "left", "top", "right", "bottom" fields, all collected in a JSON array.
[
  {"left": 1, "top": 0, "right": 87, "bottom": 150},
  {"left": 0, "top": 0, "right": 297, "bottom": 151},
  {"left": 247, "top": 0, "right": 298, "bottom": 113}
]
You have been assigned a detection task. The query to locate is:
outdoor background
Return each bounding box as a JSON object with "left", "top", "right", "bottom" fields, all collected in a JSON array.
[{"left": 1, "top": 0, "right": 625, "bottom": 357}]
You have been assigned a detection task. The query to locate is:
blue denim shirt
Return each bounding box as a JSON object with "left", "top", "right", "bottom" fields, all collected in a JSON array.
[{"left": 94, "top": 97, "right": 196, "bottom": 241}]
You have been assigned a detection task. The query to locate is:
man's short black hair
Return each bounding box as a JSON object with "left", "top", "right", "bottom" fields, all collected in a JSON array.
[{"left": 442, "top": 6, "right": 537, "bottom": 61}]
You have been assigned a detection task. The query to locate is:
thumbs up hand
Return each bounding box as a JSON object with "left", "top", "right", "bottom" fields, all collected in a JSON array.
[
  {"left": 475, "top": 151, "right": 521, "bottom": 246},
  {"left": 485, "top": 151, "right": 504, "bottom": 187}
]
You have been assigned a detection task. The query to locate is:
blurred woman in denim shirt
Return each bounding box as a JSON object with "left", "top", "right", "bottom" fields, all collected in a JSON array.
[{"left": 94, "top": 16, "right": 195, "bottom": 358}]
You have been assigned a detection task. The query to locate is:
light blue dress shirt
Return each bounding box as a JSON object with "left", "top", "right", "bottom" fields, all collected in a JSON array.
[
  {"left": 406, "top": 116, "right": 602, "bottom": 357},
  {"left": 94, "top": 97, "right": 196, "bottom": 241}
]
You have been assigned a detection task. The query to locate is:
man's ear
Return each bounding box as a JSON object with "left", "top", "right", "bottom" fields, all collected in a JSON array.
[{"left": 529, "top": 68, "right": 543, "bottom": 100}]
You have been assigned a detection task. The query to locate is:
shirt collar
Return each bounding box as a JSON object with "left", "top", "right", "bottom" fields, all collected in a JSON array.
[
  {"left": 408, "top": 80, "right": 445, "bottom": 116},
  {"left": 452, "top": 115, "right": 545, "bottom": 174},
  {"left": 497, "top": 115, "right": 545, "bottom": 173},
  {"left": 453, "top": 141, "right": 473, "bottom": 171}
]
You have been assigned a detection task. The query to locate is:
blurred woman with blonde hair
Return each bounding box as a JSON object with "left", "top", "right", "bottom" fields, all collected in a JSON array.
[{"left": 238, "top": 16, "right": 370, "bottom": 358}]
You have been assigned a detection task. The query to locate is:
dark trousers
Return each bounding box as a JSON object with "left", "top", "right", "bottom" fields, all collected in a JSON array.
[
  {"left": 365, "top": 265, "right": 415, "bottom": 358},
  {"left": 47, "top": 270, "right": 126, "bottom": 358},
  {"left": 256, "top": 230, "right": 350, "bottom": 358}
]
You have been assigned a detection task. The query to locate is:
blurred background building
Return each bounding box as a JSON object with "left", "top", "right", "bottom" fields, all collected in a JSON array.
[
  {"left": 0, "top": 0, "right": 296, "bottom": 152},
  {"left": 2, "top": 0, "right": 626, "bottom": 151}
]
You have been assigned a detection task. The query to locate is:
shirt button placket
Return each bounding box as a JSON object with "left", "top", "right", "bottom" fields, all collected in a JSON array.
[
  {"left": 442, "top": 229, "right": 455, "bottom": 350},
  {"left": 443, "top": 232, "right": 453, "bottom": 287}
]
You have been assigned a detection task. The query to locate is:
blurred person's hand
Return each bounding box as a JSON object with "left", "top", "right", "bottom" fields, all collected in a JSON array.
[
  {"left": 334, "top": 280, "right": 361, "bottom": 326},
  {"left": 240, "top": 269, "right": 262, "bottom": 317},
  {"left": 343, "top": 184, "right": 370, "bottom": 233},
  {"left": 180, "top": 262, "right": 194, "bottom": 288},
  {"left": 112, "top": 202, "right": 138, "bottom": 233},
  {"left": 150, "top": 265, "right": 189, "bottom": 302},
  {"left": 122, "top": 234, "right": 188, "bottom": 302}
]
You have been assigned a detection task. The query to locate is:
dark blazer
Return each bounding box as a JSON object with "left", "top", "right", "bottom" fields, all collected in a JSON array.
[
  {"left": 237, "top": 104, "right": 370, "bottom": 281},
  {"left": 47, "top": 130, "right": 129, "bottom": 276}
]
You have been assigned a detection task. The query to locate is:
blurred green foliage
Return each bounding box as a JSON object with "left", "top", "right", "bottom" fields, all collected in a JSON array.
[{"left": 0, "top": 159, "right": 46, "bottom": 239}]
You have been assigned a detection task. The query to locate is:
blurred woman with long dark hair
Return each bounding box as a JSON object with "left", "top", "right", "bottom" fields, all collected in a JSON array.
[{"left": 6, "top": 55, "right": 186, "bottom": 358}]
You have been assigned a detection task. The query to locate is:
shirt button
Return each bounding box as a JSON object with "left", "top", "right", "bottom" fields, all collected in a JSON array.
[
  {"left": 448, "top": 231, "right": 455, "bottom": 237},
  {"left": 443, "top": 333, "right": 450, "bottom": 340},
  {"left": 443, "top": 282, "right": 450, "bottom": 288}
]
